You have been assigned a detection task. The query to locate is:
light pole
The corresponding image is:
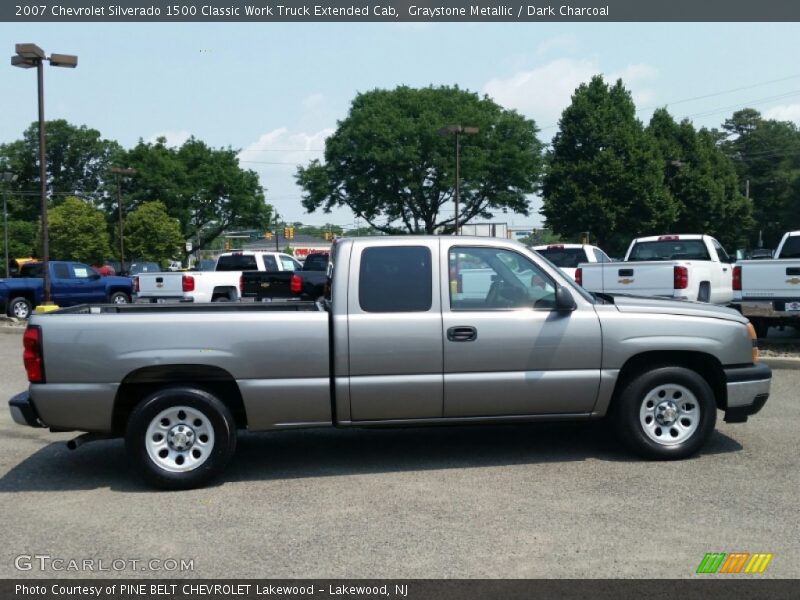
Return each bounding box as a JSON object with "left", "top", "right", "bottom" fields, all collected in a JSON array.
[
  {"left": 12, "top": 43, "right": 77, "bottom": 305},
  {"left": 438, "top": 124, "right": 479, "bottom": 235},
  {"left": 110, "top": 167, "right": 136, "bottom": 273},
  {"left": 2, "top": 172, "right": 18, "bottom": 278}
]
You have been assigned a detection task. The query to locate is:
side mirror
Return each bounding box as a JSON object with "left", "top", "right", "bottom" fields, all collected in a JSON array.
[{"left": 554, "top": 285, "right": 577, "bottom": 311}]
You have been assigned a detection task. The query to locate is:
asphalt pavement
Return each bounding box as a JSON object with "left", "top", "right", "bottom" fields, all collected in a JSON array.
[{"left": 0, "top": 329, "right": 797, "bottom": 579}]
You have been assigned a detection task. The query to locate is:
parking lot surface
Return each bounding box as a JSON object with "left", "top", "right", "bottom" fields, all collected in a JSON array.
[{"left": 0, "top": 329, "right": 797, "bottom": 579}]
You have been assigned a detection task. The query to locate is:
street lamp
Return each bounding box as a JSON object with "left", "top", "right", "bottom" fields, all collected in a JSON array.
[
  {"left": 438, "top": 124, "right": 479, "bottom": 235},
  {"left": 110, "top": 167, "right": 136, "bottom": 274},
  {"left": 11, "top": 43, "right": 78, "bottom": 305},
  {"left": 2, "top": 172, "right": 19, "bottom": 278}
]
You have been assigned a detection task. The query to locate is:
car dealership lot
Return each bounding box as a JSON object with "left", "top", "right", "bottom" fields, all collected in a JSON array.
[{"left": 0, "top": 330, "right": 797, "bottom": 579}]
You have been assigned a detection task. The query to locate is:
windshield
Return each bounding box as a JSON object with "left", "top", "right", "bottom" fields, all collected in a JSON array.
[
  {"left": 535, "top": 248, "right": 586, "bottom": 268},
  {"left": 628, "top": 240, "right": 710, "bottom": 261}
]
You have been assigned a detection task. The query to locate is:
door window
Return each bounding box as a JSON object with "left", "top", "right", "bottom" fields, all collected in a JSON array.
[
  {"left": 71, "top": 264, "right": 96, "bottom": 279},
  {"left": 359, "top": 246, "right": 432, "bottom": 312},
  {"left": 449, "top": 247, "right": 556, "bottom": 310},
  {"left": 53, "top": 263, "right": 71, "bottom": 279}
]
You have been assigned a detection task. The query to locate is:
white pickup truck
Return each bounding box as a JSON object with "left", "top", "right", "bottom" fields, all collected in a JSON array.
[
  {"left": 134, "top": 251, "right": 301, "bottom": 303},
  {"left": 577, "top": 234, "right": 734, "bottom": 304},
  {"left": 533, "top": 243, "right": 612, "bottom": 281},
  {"left": 733, "top": 231, "right": 800, "bottom": 337}
]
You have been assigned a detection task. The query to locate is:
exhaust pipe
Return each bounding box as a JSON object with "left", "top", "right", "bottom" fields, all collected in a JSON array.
[{"left": 66, "top": 432, "right": 113, "bottom": 450}]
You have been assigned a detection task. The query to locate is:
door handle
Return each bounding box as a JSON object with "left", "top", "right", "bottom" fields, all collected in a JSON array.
[{"left": 447, "top": 326, "right": 477, "bottom": 342}]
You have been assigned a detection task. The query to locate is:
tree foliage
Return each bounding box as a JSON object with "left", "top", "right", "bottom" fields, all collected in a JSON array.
[
  {"left": 124, "top": 201, "right": 184, "bottom": 263},
  {"left": 0, "top": 120, "right": 121, "bottom": 221},
  {"left": 43, "top": 196, "right": 111, "bottom": 264},
  {"left": 297, "top": 85, "right": 544, "bottom": 234},
  {"left": 121, "top": 137, "right": 272, "bottom": 256},
  {"left": 719, "top": 109, "right": 800, "bottom": 248},
  {"left": 541, "top": 76, "right": 678, "bottom": 253},
  {"left": 647, "top": 108, "right": 751, "bottom": 249}
]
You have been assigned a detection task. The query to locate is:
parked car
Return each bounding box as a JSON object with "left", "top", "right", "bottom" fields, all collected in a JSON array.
[
  {"left": 128, "top": 261, "right": 161, "bottom": 276},
  {"left": 532, "top": 243, "right": 611, "bottom": 281},
  {"left": 747, "top": 248, "right": 774, "bottom": 260},
  {"left": 134, "top": 251, "right": 301, "bottom": 303},
  {"left": 733, "top": 231, "right": 800, "bottom": 337},
  {"left": 8, "top": 236, "right": 769, "bottom": 489},
  {"left": 577, "top": 234, "right": 734, "bottom": 304},
  {"left": 240, "top": 251, "right": 329, "bottom": 301},
  {"left": 0, "top": 260, "right": 133, "bottom": 319}
]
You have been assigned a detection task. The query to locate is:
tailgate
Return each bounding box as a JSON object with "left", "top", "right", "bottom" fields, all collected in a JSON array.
[
  {"left": 580, "top": 261, "right": 676, "bottom": 296},
  {"left": 740, "top": 259, "right": 800, "bottom": 301},
  {"left": 241, "top": 272, "right": 293, "bottom": 299},
  {"left": 135, "top": 273, "right": 185, "bottom": 299}
]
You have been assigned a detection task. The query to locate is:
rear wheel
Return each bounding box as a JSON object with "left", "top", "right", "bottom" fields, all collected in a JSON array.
[
  {"left": 614, "top": 366, "right": 716, "bottom": 460},
  {"left": 125, "top": 387, "right": 237, "bottom": 490},
  {"left": 109, "top": 291, "right": 130, "bottom": 304},
  {"left": 8, "top": 297, "right": 32, "bottom": 320}
]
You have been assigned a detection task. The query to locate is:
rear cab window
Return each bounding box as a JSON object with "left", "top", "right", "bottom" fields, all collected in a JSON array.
[
  {"left": 628, "top": 240, "right": 711, "bottom": 261},
  {"left": 216, "top": 254, "right": 259, "bottom": 271},
  {"left": 535, "top": 247, "right": 587, "bottom": 269},
  {"left": 780, "top": 236, "right": 800, "bottom": 258},
  {"left": 358, "top": 246, "right": 432, "bottom": 312}
]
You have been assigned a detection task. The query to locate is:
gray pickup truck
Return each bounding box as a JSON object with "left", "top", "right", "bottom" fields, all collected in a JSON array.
[{"left": 9, "top": 236, "right": 771, "bottom": 489}]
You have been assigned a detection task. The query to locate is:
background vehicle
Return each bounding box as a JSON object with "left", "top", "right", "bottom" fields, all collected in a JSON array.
[
  {"left": 127, "top": 261, "right": 162, "bottom": 276},
  {"left": 747, "top": 248, "right": 774, "bottom": 260},
  {"left": 533, "top": 243, "right": 611, "bottom": 281},
  {"left": 0, "top": 260, "right": 132, "bottom": 319},
  {"left": 577, "top": 234, "right": 734, "bottom": 304},
  {"left": 7, "top": 257, "right": 37, "bottom": 277},
  {"left": 733, "top": 231, "right": 800, "bottom": 337},
  {"left": 241, "top": 251, "right": 329, "bottom": 301},
  {"left": 9, "top": 237, "right": 769, "bottom": 489},
  {"left": 134, "top": 251, "right": 301, "bottom": 303}
]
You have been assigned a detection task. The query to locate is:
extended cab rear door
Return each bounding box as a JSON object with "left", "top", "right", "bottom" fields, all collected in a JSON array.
[{"left": 440, "top": 241, "right": 602, "bottom": 417}]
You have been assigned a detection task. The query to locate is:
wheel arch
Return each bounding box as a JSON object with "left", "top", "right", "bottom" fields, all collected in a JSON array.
[
  {"left": 112, "top": 364, "right": 247, "bottom": 434},
  {"left": 611, "top": 350, "right": 727, "bottom": 412}
]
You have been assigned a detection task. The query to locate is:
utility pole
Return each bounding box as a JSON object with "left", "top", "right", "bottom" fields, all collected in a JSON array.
[
  {"left": 110, "top": 167, "right": 136, "bottom": 273},
  {"left": 438, "top": 125, "right": 479, "bottom": 235}
]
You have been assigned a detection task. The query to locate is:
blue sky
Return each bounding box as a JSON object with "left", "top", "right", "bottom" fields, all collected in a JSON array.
[{"left": 2, "top": 22, "right": 800, "bottom": 228}]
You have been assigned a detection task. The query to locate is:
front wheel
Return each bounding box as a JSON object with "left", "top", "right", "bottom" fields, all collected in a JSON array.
[
  {"left": 613, "top": 366, "right": 716, "bottom": 460},
  {"left": 8, "top": 297, "right": 33, "bottom": 320},
  {"left": 125, "top": 387, "right": 237, "bottom": 490},
  {"left": 109, "top": 291, "right": 130, "bottom": 304}
]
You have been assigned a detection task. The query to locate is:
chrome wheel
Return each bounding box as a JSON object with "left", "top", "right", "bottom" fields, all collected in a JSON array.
[
  {"left": 11, "top": 300, "right": 31, "bottom": 319},
  {"left": 145, "top": 406, "right": 215, "bottom": 473},
  {"left": 111, "top": 293, "right": 129, "bottom": 304},
  {"left": 639, "top": 383, "right": 700, "bottom": 446}
]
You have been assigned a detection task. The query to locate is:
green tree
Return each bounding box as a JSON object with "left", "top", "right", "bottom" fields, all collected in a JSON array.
[
  {"left": 720, "top": 109, "right": 800, "bottom": 248},
  {"left": 297, "top": 85, "right": 544, "bottom": 234},
  {"left": 6, "top": 220, "right": 38, "bottom": 259},
  {"left": 42, "top": 196, "right": 111, "bottom": 264},
  {"left": 121, "top": 137, "right": 272, "bottom": 258},
  {"left": 648, "top": 108, "right": 751, "bottom": 249},
  {"left": 124, "top": 201, "right": 184, "bottom": 263},
  {"left": 541, "top": 76, "right": 678, "bottom": 254},
  {"left": 0, "top": 120, "right": 121, "bottom": 221}
]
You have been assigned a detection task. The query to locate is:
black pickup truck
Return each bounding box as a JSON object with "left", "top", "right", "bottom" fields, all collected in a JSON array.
[{"left": 240, "top": 252, "right": 328, "bottom": 301}]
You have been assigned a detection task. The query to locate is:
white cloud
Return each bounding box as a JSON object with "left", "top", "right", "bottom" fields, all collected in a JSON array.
[
  {"left": 146, "top": 130, "right": 192, "bottom": 147},
  {"left": 483, "top": 58, "right": 659, "bottom": 128},
  {"left": 764, "top": 103, "right": 800, "bottom": 124},
  {"left": 535, "top": 34, "right": 578, "bottom": 57}
]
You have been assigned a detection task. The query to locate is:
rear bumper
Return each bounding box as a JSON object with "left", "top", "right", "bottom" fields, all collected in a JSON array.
[
  {"left": 723, "top": 363, "right": 771, "bottom": 423},
  {"left": 736, "top": 300, "right": 800, "bottom": 319},
  {"left": 8, "top": 391, "right": 44, "bottom": 428},
  {"left": 134, "top": 295, "right": 194, "bottom": 304}
]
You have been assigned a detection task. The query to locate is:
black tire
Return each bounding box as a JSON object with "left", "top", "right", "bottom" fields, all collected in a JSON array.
[
  {"left": 8, "top": 297, "right": 33, "bottom": 320},
  {"left": 109, "top": 291, "right": 130, "bottom": 304},
  {"left": 751, "top": 318, "right": 769, "bottom": 339},
  {"left": 125, "top": 387, "right": 237, "bottom": 490},
  {"left": 613, "top": 366, "right": 716, "bottom": 460}
]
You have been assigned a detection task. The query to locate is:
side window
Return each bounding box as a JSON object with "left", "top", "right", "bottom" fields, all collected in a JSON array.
[
  {"left": 279, "top": 256, "right": 298, "bottom": 271},
  {"left": 359, "top": 246, "right": 432, "bottom": 313},
  {"left": 449, "top": 247, "right": 556, "bottom": 310},
  {"left": 262, "top": 255, "right": 278, "bottom": 271},
  {"left": 71, "top": 264, "right": 95, "bottom": 279},
  {"left": 53, "top": 263, "right": 71, "bottom": 279},
  {"left": 593, "top": 248, "right": 609, "bottom": 263},
  {"left": 713, "top": 239, "right": 731, "bottom": 263}
]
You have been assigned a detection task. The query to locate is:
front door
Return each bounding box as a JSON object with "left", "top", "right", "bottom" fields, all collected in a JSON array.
[
  {"left": 347, "top": 241, "right": 443, "bottom": 421},
  {"left": 441, "top": 243, "right": 602, "bottom": 417}
]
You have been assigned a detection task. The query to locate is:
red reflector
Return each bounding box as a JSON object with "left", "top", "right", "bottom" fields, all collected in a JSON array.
[
  {"left": 290, "top": 274, "right": 302, "bottom": 294},
  {"left": 23, "top": 325, "right": 45, "bottom": 383},
  {"left": 673, "top": 265, "right": 689, "bottom": 290},
  {"left": 132, "top": 276, "right": 139, "bottom": 293},
  {"left": 182, "top": 275, "right": 195, "bottom": 292},
  {"left": 575, "top": 267, "right": 583, "bottom": 286},
  {"left": 659, "top": 235, "right": 679, "bottom": 241},
  {"left": 733, "top": 265, "right": 742, "bottom": 291}
]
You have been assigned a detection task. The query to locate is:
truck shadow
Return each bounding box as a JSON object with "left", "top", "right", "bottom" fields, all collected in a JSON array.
[{"left": 0, "top": 421, "right": 743, "bottom": 492}]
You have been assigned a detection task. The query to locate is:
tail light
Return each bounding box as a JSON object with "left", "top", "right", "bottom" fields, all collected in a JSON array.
[
  {"left": 575, "top": 267, "right": 582, "bottom": 286},
  {"left": 23, "top": 325, "right": 45, "bottom": 383},
  {"left": 239, "top": 275, "right": 244, "bottom": 295},
  {"left": 132, "top": 276, "right": 139, "bottom": 293},
  {"left": 182, "top": 275, "right": 195, "bottom": 292},
  {"left": 732, "top": 265, "right": 742, "bottom": 291},
  {"left": 290, "top": 274, "right": 302, "bottom": 294},
  {"left": 673, "top": 265, "right": 689, "bottom": 290}
]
